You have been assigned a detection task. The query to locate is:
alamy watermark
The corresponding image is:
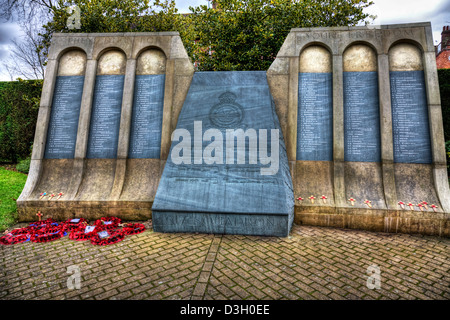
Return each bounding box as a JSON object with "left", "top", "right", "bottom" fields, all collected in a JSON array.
[
  {"left": 66, "top": 5, "right": 81, "bottom": 30},
  {"left": 170, "top": 121, "right": 280, "bottom": 175},
  {"left": 67, "top": 265, "right": 81, "bottom": 289},
  {"left": 366, "top": 264, "right": 381, "bottom": 289}
]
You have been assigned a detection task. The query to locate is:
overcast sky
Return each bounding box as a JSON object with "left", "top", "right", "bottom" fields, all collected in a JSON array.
[{"left": 0, "top": 0, "right": 449, "bottom": 80}]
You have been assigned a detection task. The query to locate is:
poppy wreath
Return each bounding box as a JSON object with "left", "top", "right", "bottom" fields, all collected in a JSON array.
[
  {"left": 9, "top": 227, "right": 33, "bottom": 236},
  {"left": 1, "top": 226, "right": 35, "bottom": 245},
  {"left": 28, "top": 221, "right": 59, "bottom": 234},
  {"left": 90, "top": 229, "right": 125, "bottom": 246},
  {"left": 30, "top": 230, "right": 65, "bottom": 243},
  {"left": 34, "top": 224, "right": 66, "bottom": 236},
  {"left": 29, "top": 218, "right": 57, "bottom": 228},
  {"left": 62, "top": 218, "right": 88, "bottom": 232},
  {"left": 29, "top": 223, "right": 67, "bottom": 243},
  {"left": 122, "top": 223, "right": 146, "bottom": 235},
  {"left": 69, "top": 225, "right": 98, "bottom": 241},
  {"left": 94, "top": 217, "right": 121, "bottom": 230},
  {"left": 0, "top": 230, "right": 31, "bottom": 245}
]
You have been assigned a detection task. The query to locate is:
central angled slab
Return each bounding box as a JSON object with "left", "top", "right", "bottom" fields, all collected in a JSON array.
[{"left": 152, "top": 71, "right": 294, "bottom": 236}]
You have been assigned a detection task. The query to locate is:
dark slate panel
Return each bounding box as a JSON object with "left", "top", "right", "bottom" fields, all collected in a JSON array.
[
  {"left": 152, "top": 71, "right": 294, "bottom": 236},
  {"left": 297, "top": 72, "right": 333, "bottom": 161},
  {"left": 128, "top": 74, "right": 165, "bottom": 159},
  {"left": 45, "top": 76, "right": 84, "bottom": 159},
  {"left": 86, "top": 75, "right": 124, "bottom": 159},
  {"left": 343, "top": 71, "right": 381, "bottom": 162},
  {"left": 391, "top": 70, "right": 432, "bottom": 164},
  {"left": 152, "top": 212, "right": 291, "bottom": 237}
]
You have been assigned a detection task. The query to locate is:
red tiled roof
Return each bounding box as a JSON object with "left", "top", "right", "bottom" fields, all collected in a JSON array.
[{"left": 436, "top": 50, "right": 450, "bottom": 69}]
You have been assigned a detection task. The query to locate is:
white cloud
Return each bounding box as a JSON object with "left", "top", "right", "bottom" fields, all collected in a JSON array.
[
  {"left": 366, "top": 0, "right": 450, "bottom": 44},
  {"left": 176, "top": 0, "right": 209, "bottom": 13}
]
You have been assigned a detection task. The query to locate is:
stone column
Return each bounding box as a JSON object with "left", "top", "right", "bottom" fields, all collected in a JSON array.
[
  {"left": 18, "top": 59, "right": 59, "bottom": 201},
  {"left": 287, "top": 57, "right": 299, "bottom": 161},
  {"left": 378, "top": 53, "right": 398, "bottom": 209},
  {"left": 161, "top": 58, "right": 175, "bottom": 160},
  {"left": 67, "top": 58, "right": 97, "bottom": 198},
  {"left": 110, "top": 58, "right": 136, "bottom": 200},
  {"left": 32, "top": 59, "right": 59, "bottom": 160},
  {"left": 164, "top": 58, "right": 195, "bottom": 160},
  {"left": 332, "top": 54, "right": 345, "bottom": 206},
  {"left": 423, "top": 51, "right": 450, "bottom": 212}
]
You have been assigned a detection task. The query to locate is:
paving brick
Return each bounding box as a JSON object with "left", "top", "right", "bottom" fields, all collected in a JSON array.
[
  {"left": 1, "top": 223, "right": 449, "bottom": 300},
  {"left": 129, "top": 292, "right": 150, "bottom": 300},
  {"left": 94, "top": 289, "right": 119, "bottom": 300},
  {"left": 198, "top": 271, "right": 210, "bottom": 283},
  {"left": 192, "top": 282, "right": 207, "bottom": 296},
  {"left": 80, "top": 287, "right": 104, "bottom": 299}
]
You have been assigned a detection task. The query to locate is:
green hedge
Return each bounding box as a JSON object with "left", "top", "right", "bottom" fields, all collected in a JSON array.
[
  {"left": 440, "top": 69, "right": 450, "bottom": 176},
  {"left": 438, "top": 69, "right": 450, "bottom": 141},
  {"left": 0, "top": 80, "right": 42, "bottom": 163}
]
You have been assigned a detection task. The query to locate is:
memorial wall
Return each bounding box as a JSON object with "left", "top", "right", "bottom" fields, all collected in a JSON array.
[
  {"left": 17, "top": 32, "right": 194, "bottom": 220},
  {"left": 267, "top": 22, "right": 450, "bottom": 236},
  {"left": 17, "top": 23, "right": 450, "bottom": 237}
]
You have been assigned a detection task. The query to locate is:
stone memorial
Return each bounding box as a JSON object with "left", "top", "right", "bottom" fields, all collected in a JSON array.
[
  {"left": 17, "top": 32, "right": 194, "bottom": 221},
  {"left": 151, "top": 71, "right": 294, "bottom": 236},
  {"left": 17, "top": 23, "right": 450, "bottom": 237},
  {"left": 268, "top": 22, "right": 450, "bottom": 236}
]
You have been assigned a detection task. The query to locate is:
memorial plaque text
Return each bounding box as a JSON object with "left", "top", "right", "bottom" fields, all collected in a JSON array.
[
  {"left": 391, "top": 70, "right": 432, "bottom": 164},
  {"left": 87, "top": 75, "right": 124, "bottom": 159},
  {"left": 297, "top": 73, "right": 333, "bottom": 161},
  {"left": 45, "top": 76, "right": 84, "bottom": 159},
  {"left": 343, "top": 72, "right": 381, "bottom": 162},
  {"left": 129, "top": 74, "right": 165, "bottom": 158}
]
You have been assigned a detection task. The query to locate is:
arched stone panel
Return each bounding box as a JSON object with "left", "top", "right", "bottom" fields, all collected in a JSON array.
[
  {"left": 32, "top": 50, "right": 87, "bottom": 203},
  {"left": 121, "top": 48, "right": 167, "bottom": 201},
  {"left": 86, "top": 50, "right": 126, "bottom": 159},
  {"left": 297, "top": 45, "right": 333, "bottom": 161},
  {"left": 389, "top": 42, "right": 441, "bottom": 211},
  {"left": 343, "top": 44, "right": 380, "bottom": 162},
  {"left": 343, "top": 44, "right": 384, "bottom": 209},
  {"left": 76, "top": 49, "right": 126, "bottom": 201},
  {"left": 295, "top": 45, "right": 335, "bottom": 207},
  {"left": 389, "top": 43, "right": 430, "bottom": 164},
  {"left": 46, "top": 50, "right": 87, "bottom": 159}
]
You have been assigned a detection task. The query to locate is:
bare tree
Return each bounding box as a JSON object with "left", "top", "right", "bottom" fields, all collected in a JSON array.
[
  {"left": 2, "top": 19, "right": 47, "bottom": 79},
  {"left": 0, "top": 0, "right": 54, "bottom": 79},
  {"left": 0, "top": 0, "right": 54, "bottom": 21}
]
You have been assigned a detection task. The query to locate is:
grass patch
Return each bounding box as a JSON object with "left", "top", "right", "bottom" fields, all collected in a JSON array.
[{"left": 0, "top": 167, "right": 27, "bottom": 232}]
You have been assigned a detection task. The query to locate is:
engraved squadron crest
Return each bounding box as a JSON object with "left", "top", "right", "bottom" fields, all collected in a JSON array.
[{"left": 209, "top": 92, "right": 244, "bottom": 128}]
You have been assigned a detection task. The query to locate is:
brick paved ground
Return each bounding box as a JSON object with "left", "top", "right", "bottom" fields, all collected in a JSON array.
[{"left": 0, "top": 222, "right": 449, "bottom": 300}]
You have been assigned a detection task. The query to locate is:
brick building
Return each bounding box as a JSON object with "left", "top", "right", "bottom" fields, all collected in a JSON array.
[{"left": 436, "top": 26, "right": 450, "bottom": 69}]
